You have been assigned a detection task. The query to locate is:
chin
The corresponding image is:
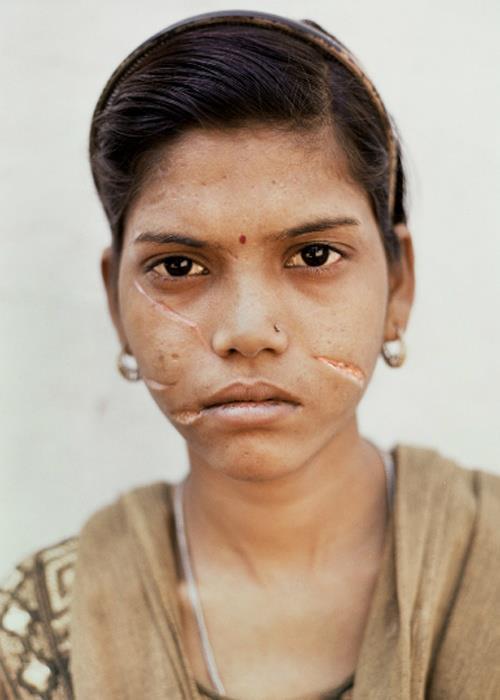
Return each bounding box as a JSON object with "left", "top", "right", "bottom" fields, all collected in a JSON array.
[
  {"left": 187, "top": 433, "right": 330, "bottom": 483},
  {"left": 216, "top": 460, "right": 300, "bottom": 483},
  {"left": 180, "top": 403, "right": 358, "bottom": 482}
]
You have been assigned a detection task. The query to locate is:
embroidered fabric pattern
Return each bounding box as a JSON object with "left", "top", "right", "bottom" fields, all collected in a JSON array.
[{"left": 0, "top": 539, "right": 77, "bottom": 699}]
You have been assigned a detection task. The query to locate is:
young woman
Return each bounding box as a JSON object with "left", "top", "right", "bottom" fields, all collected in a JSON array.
[{"left": 1, "top": 10, "right": 499, "bottom": 700}]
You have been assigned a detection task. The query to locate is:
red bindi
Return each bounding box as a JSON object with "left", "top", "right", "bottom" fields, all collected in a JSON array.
[{"left": 238, "top": 234, "right": 247, "bottom": 244}]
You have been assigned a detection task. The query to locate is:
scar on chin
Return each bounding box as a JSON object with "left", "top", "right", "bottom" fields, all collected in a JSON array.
[{"left": 315, "top": 356, "right": 366, "bottom": 387}]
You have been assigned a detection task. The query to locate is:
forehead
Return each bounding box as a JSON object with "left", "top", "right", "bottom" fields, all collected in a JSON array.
[{"left": 124, "top": 125, "right": 371, "bottom": 242}]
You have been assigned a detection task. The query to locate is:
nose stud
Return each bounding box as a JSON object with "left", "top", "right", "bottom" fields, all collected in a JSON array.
[{"left": 273, "top": 323, "right": 281, "bottom": 333}]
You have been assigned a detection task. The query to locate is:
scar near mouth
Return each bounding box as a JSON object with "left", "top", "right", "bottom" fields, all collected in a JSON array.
[
  {"left": 134, "top": 280, "right": 210, "bottom": 350},
  {"left": 170, "top": 409, "right": 202, "bottom": 426},
  {"left": 315, "top": 356, "right": 366, "bottom": 386}
]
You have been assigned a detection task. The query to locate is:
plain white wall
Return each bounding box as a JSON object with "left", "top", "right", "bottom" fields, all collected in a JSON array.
[{"left": 1, "top": 0, "right": 499, "bottom": 578}]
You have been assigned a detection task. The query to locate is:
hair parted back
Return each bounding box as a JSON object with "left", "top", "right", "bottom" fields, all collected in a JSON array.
[{"left": 89, "top": 11, "right": 407, "bottom": 268}]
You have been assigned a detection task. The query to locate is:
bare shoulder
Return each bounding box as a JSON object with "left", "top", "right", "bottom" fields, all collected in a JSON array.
[{"left": 0, "top": 538, "right": 78, "bottom": 699}]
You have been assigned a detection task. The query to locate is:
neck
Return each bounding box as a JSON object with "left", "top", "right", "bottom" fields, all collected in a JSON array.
[{"left": 183, "top": 422, "right": 389, "bottom": 584}]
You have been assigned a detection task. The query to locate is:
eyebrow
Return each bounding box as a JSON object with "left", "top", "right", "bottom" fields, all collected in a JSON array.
[{"left": 133, "top": 216, "right": 360, "bottom": 248}]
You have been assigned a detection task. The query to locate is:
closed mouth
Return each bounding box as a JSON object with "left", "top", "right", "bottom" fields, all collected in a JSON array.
[
  {"left": 205, "top": 398, "right": 295, "bottom": 409},
  {"left": 172, "top": 399, "right": 298, "bottom": 427},
  {"left": 202, "top": 381, "right": 301, "bottom": 410}
]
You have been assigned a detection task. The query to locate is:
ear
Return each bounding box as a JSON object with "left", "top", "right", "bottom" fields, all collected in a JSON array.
[
  {"left": 101, "top": 247, "right": 127, "bottom": 348},
  {"left": 384, "top": 223, "right": 415, "bottom": 340}
]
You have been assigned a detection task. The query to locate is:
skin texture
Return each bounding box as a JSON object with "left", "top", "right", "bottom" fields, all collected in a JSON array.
[{"left": 102, "top": 124, "right": 415, "bottom": 698}]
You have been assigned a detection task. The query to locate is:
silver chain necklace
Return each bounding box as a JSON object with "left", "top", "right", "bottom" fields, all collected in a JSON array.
[
  {"left": 173, "top": 480, "right": 226, "bottom": 693},
  {"left": 172, "top": 449, "right": 395, "bottom": 695}
]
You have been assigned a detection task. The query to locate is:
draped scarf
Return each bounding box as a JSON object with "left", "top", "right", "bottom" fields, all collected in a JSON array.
[{"left": 70, "top": 445, "right": 500, "bottom": 699}]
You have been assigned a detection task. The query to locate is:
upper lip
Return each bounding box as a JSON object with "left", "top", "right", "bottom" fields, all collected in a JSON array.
[{"left": 202, "top": 381, "right": 301, "bottom": 409}]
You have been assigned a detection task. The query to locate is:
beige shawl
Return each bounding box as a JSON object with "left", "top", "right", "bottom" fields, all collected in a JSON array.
[{"left": 70, "top": 445, "right": 500, "bottom": 699}]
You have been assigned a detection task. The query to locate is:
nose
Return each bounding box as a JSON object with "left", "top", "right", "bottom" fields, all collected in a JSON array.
[{"left": 211, "top": 282, "right": 289, "bottom": 359}]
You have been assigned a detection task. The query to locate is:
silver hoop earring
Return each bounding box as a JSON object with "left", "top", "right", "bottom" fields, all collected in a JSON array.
[
  {"left": 381, "top": 326, "right": 407, "bottom": 368},
  {"left": 117, "top": 348, "right": 141, "bottom": 382}
]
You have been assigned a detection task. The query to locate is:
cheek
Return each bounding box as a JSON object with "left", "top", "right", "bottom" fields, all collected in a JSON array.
[
  {"left": 119, "top": 282, "right": 206, "bottom": 392},
  {"left": 297, "top": 268, "right": 388, "bottom": 384},
  {"left": 315, "top": 357, "right": 366, "bottom": 389}
]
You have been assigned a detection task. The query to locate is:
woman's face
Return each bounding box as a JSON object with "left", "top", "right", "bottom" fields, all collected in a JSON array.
[{"left": 103, "top": 125, "right": 414, "bottom": 481}]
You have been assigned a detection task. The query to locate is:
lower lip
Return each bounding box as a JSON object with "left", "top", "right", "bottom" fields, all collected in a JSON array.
[{"left": 202, "top": 400, "right": 299, "bottom": 427}]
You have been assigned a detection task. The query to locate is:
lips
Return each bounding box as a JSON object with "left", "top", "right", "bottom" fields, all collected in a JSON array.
[{"left": 202, "top": 381, "right": 301, "bottom": 409}]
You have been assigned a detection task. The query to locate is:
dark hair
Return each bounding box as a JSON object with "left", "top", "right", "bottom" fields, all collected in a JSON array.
[{"left": 90, "top": 20, "right": 407, "bottom": 269}]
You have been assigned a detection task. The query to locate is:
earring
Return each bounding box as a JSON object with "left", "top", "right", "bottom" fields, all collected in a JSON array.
[
  {"left": 381, "top": 325, "right": 407, "bottom": 368},
  {"left": 117, "top": 348, "right": 141, "bottom": 381}
]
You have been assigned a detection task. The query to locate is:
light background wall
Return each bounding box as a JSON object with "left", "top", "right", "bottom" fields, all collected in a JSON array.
[{"left": 1, "top": 0, "right": 499, "bottom": 578}]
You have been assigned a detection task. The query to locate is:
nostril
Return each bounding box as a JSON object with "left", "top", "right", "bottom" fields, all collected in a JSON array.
[{"left": 210, "top": 316, "right": 289, "bottom": 359}]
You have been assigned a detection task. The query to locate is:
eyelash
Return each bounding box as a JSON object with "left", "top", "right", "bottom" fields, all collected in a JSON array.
[
  {"left": 285, "top": 244, "right": 343, "bottom": 271},
  {"left": 146, "top": 243, "right": 345, "bottom": 281}
]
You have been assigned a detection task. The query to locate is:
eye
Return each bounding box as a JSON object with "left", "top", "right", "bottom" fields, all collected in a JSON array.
[
  {"left": 285, "top": 244, "right": 342, "bottom": 269},
  {"left": 150, "top": 256, "right": 208, "bottom": 278}
]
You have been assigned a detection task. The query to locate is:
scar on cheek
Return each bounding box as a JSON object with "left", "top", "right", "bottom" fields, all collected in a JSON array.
[
  {"left": 143, "top": 377, "right": 177, "bottom": 391},
  {"left": 134, "top": 280, "right": 210, "bottom": 350},
  {"left": 238, "top": 234, "right": 247, "bottom": 244},
  {"left": 315, "top": 356, "right": 366, "bottom": 387}
]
